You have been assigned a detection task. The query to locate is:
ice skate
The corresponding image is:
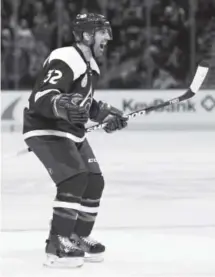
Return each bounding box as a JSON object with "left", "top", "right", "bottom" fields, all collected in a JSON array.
[
  {"left": 44, "top": 234, "right": 84, "bottom": 268},
  {"left": 72, "top": 234, "right": 105, "bottom": 262}
]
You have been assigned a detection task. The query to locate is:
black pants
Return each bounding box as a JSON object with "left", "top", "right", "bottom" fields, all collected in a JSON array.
[
  {"left": 25, "top": 135, "right": 104, "bottom": 237},
  {"left": 25, "top": 136, "right": 102, "bottom": 184}
]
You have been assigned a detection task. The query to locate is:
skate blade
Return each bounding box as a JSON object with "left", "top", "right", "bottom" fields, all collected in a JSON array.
[
  {"left": 43, "top": 254, "right": 84, "bottom": 268},
  {"left": 84, "top": 252, "right": 104, "bottom": 263}
]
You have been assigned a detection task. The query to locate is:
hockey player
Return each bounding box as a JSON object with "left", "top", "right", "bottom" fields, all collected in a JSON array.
[{"left": 23, "top": 13, "right": 128, "bottom": 268}]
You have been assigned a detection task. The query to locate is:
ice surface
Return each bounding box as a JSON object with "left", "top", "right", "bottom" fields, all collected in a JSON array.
[{"left": 1, "top": 131, "right": 215, "bottom": 277}]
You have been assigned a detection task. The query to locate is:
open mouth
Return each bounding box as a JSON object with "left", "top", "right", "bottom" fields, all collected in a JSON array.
[{"left": 100, "top": 41, "right": 107, "bottom": 51}]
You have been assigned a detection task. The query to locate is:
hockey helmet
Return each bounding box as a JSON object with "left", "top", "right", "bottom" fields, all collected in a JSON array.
[{"left": 72, "top": 13, "right": 112, "bottom": 43}]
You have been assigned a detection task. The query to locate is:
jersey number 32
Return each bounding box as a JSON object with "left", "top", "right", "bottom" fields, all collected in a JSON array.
[{"left": 44, "top": 70, "right": 62, "bottom": 84}]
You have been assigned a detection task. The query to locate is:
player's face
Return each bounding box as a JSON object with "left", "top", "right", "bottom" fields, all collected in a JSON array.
[{"left": 93, "top": 29, "right": 111, "bottom": 58}]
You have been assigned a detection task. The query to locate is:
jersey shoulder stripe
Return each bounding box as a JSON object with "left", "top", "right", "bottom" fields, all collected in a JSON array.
[
  {"left": 47, "top": 46, "right": 87, "bottom": 80},
  {"left": 90, "top": 57, "right": 100, "bottom": 75}
]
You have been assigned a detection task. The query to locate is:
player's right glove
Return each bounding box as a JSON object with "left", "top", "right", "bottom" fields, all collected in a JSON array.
[{"left": 51, "top": 94, "right": 88, "bottom": 124}]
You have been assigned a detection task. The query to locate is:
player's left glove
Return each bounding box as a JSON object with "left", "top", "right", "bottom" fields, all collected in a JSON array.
[
  {"left": 90, "top": 101, "right": 128, "bottom": 133},
  {"left": 103, "top": 115, "right": 128, "bottom": 133},
  {"left": 91, "top": 101, "right": 125, "bottom": 123}
]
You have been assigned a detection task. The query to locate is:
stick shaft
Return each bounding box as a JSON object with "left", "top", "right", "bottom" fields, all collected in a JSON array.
[{"left": 86, "top": 89, "right": 195, "bottom": 132}]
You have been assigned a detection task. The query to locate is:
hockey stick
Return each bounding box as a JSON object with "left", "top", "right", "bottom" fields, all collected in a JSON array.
[
  {"left": 86, "top": 63, "right": 209, "bottom": 132},
  {"left": 86, "top": 89, "right": 194, "bottom": 132},
  {"left": 3, "top": 63, "right": 209, "bottom": 159},
  {"left": 4, "top": 147, "right": 31, "bottom": 160}
]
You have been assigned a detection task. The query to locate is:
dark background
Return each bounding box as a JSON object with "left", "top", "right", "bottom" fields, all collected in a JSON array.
[{"left": 1, "top": 0, "right": 215, "bottom": 90}]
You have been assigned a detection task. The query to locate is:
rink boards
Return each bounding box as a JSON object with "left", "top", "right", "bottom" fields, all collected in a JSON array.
[{"left": 1, "top": 90, "right": 215, "bottom": 131}]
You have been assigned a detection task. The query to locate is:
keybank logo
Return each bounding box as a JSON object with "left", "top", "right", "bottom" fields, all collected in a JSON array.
[
  {"left": 201, "top": 96, "right": 215, "bottom": 112},
  {"left": 1, "top": 98, "right": 21, "bottom": 120},
  {"left": 123, "top": 98, "right": 196, "bottom": 113}
]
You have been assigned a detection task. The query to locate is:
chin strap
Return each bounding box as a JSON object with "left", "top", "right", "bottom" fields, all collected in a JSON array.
[{"left": 89, "top": 32, "right": 96, "bottom": 58}]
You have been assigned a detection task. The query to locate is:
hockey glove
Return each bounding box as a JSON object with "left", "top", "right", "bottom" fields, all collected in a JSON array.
[
  {"left": 92, "top": 101, "right": 125, "bottom": 123},
  {"left": 52, "top": 94, "right": 88, "bottom": 124},
  {"left": 104, "top": 115, "right": 128, "bottom": 133}
]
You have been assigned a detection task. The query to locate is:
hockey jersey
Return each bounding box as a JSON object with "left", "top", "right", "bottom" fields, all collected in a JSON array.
[{"left": 23, "top": 44, "right": 101, "bottom": 142}]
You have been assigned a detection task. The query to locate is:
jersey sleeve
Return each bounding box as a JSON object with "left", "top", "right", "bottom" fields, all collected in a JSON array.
[
  {"left": 89, "top": 98, "right": 100, "bottom": 121},
  {"left": 30, "top": 59, "right": 75, "bottom": 118}
]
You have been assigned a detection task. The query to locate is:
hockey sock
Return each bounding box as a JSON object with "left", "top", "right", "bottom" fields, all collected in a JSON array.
[
  {"left": 74, "top": 173, "right": 104, "bottom": 236},
  {"left": 50, "top": 173, "right": 88, "bottom": 237}
]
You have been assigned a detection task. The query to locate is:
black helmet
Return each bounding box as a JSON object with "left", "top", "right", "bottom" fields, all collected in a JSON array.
[{"left": 72, "top": 13, "right": 112, "bottom": 43}]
